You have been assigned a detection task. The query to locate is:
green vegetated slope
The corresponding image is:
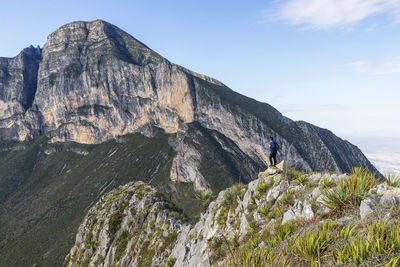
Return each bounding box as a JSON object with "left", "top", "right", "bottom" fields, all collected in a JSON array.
[
  {"left": 0, "top": 133, "right": 177, "bottom": 267},
  {"left": 0, "top": 123, "right": 261, "bottom": 267}
]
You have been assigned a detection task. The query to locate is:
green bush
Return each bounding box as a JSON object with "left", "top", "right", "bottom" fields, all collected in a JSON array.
[
  {"left": 284, "top": 167, "right": 303, "bottom": 181},
  {"left": 320, "top": 177, "right": 335, "bottom": 188},
  {"left": 114, "top": 231, "right": 130, "bottom": 262},
  {"left": 108, "top": 211, "right": 126, "bottom": 238},
  {"left": 166, "top": 257, "right": 176, "bottom": 267},
  {"left": 256, "top": 179, "right": 268, "bottom": 193},
  {"left": 386, "top": 174, "right": 400, "bottom": 187},
  {"left": 275, "top": 221, "right": 298, "bottom": 242},
  {"left": 322, "top": 168, "right": 378, "bottom": 211},
  {"left": 193, "top": 191, "right": 215, "bottom": 211},
  {"left": 296, "top": 175, "right": 308, "bottom": 185}
]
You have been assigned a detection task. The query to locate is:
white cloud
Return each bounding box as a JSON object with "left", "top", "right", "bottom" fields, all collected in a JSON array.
[
  {"left": 348, "top": 56, "right": 400, "bottom": 74},
  {"left": 270, "top": 0, "right": 400, "bottom": 29}
]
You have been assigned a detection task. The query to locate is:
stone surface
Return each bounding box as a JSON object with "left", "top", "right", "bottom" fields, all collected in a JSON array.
[
  {"left": 360, "top": 198, "right": 376, "bottom": 219},
  {"left": 282, "top": 200, "right": 314, "bottom": 224},
  {"left": 64, "top": 182, "right": 183, "bottom": 267}
]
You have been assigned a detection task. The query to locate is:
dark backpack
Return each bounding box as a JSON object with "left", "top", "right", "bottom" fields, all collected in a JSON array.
[{"left": 275, "top": 142, "right": 279, "bottom": 152}]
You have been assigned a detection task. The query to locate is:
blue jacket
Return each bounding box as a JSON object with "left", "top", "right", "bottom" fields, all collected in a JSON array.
[{"left": 270, "top": 140, "right": 276, "bottom": 152}]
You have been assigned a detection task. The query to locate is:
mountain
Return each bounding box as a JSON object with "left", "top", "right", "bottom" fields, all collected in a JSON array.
[{"left": 0, "top": 20, "right": 378, "bottom": 266}]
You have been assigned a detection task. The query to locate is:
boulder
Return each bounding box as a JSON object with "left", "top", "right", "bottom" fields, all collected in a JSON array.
[
  {"left": 380, "top": 191, "right": 397, "bottom": 207},
  {"left": 266, "top": 181, "right": 288, "bottom": 202},
  {"left": 360, "top": 198, "right": 376, "bottom": 219},
  {"left": 282, "top": 200, "right": 314, "bottom": 224}
]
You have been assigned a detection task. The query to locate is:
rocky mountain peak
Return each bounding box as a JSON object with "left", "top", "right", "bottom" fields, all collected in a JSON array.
[{"left": 43, "top": 19, "right": 162, "bottom": 65}]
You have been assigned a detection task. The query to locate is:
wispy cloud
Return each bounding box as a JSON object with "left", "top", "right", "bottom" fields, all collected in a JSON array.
[
  {"left": 268, "top": 0, "right": 400, "bottom": 29},
  {"left": 348, "top": 56, "right": 400, "bottom": 74}
]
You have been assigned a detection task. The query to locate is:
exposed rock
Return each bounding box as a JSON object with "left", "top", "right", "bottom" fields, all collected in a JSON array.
[
  {"left": 380, "top": 191, "right": 397, "bottom": 207},
  {"left": 360, "top": 198, "right": 376, "bottom": 219},
  {"left": 64, "top": 182, "right": 183, "bottom": 267},
  {"left": 266, "top": 181, "right": 288, "bottom": 202},
  {"left": 282, "top": 200, "right": 314, "bottom": 224}
]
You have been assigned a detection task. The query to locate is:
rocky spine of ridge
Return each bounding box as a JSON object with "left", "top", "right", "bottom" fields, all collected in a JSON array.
[
  {"left": 0, "top": 20, "right": 378, "bottom": 190},
  {"left": 64, "top": 169, "right": 400, "bottom": 267}
]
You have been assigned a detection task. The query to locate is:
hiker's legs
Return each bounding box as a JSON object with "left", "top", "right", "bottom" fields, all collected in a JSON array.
[
  {"left": 269, "top": 150, "right": 277, "bottom": 166},
  {"left": 272, "top": 150, "right": 277, "bottom": 166}
]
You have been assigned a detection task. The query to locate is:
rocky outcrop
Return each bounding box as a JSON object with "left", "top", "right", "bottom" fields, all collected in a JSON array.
[
  {"left": 64, "top": 182, "right": 181, "bottom": 267},
  {"left": 0, "top": 20, "right": 378, "bottom": 188},
  {"left": 67, "top": 168, "right": 364, "bottom": 266},
  {"left": 67, "top": 167, "right": 400, "bottom": 267}
]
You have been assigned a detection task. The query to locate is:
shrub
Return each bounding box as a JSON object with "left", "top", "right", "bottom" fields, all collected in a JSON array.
[
  {"left": 322, "top": 168, "right": 378, "bottom": 211},
  {"left": 386, "top": 174, "right": 400, "bottom": 187},
  {"left": 256, "top": 179, "right": 268, "bottom": 193},
  {"left": 166, "top": 257, "right": 176, "bottom": 267},
  {"left": 193, "top": 191, "right": 215, "bottom": 211},
  {"left": 108, "top": 211, "right": 125, "bottom": 238},
  {"left": 284, "top": 167, "right": 303, "bottom": 182},
  {"left": 275, "top": 221, "right": 298, "bottom": 242},
  {"left": 296, "top": 175, "right": 308, "bottom": 185},
  {"left": 320, "top": 177, "right": 335, "bottom": 188},
  {"left": 222, "top": 184, "right": 245, "bottom": 208},
  {"left": 258, "top": 204, "right": 270, "bottom": 216},
  {"left": 115, "top": 231, "right": 130, "bottom": 262}
]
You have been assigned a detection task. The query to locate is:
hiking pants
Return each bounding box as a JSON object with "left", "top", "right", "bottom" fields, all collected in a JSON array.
[{"left": 269, "top": 150, "right": 277, "bottom": 166}]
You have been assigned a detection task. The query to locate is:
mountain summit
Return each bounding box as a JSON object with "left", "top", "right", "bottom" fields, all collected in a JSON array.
[{"left": 0, "top": 20, "right": 378, "bottom": 266}]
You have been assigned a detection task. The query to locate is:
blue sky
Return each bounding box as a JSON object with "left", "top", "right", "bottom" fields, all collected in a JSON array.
[{"left": 1, "top": 0, "right": 399, "bottom": 143}]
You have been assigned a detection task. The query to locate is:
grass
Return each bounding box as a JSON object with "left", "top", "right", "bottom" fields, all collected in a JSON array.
[
  {"left": 217, "top": 184, "right": 247, "bottom": 228},
  {"left": 296, "top": 175, "right": 308, "bottom": 185},
  {"left": 322, "top": 167, "right": 379, "bottom": 212},
  {"left": 277, "top": 190, "right": 295, "bottom": 207},
  {"left": 214, "top": 170, "right": 400, "bottom": 267},
  {"left": 320, "top": 177, "right": 335, "bottom": 188},
  {"left": 284, "top": 167, "right": 303, "bottom": 182},
  {"left": 114, "top": 231, "right": 130, "bottom": 262},
  {"left": 386, "top": 174, "right": 400, "bottom": 187},
  {"left": 258, "top": 204, "right": 270, "bottom": 216},
  {"left": 275, "top": 221, "right": 298, "bottom": 242},
  {"left": 256, "top": 179, "right": 268, "bottom": 194},
  {"left": 108, "top": 211, "right": 125, "bottom": 238}
]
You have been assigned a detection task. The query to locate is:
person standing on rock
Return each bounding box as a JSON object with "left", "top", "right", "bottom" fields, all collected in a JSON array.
[{"left": 269, "top": 137, "right": 278, "bottom": 167}]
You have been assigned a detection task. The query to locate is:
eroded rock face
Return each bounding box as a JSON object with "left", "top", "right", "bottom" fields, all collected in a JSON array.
[
  {"left": 64, "top": 182, "right": 181, "bottom": 267},
  {"left": 0, "top": 19, "right": 379, "bottom": 191}
]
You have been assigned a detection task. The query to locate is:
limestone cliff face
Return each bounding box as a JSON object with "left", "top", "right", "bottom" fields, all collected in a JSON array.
[{"left": 0, "top": 20, "right": 378, "bottom": 192}]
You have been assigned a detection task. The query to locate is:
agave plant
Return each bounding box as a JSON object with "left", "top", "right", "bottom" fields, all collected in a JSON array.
[
  {"left": 193, "top": 191, "right": 215, "bottom": 211},
  {"left": 322, "top": 167, "right": 379, "bottom": 211}
]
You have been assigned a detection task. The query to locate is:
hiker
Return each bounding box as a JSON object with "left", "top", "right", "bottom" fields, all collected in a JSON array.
[{"left": 269, "top": 136, "right": 278, "bottom": 167}]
